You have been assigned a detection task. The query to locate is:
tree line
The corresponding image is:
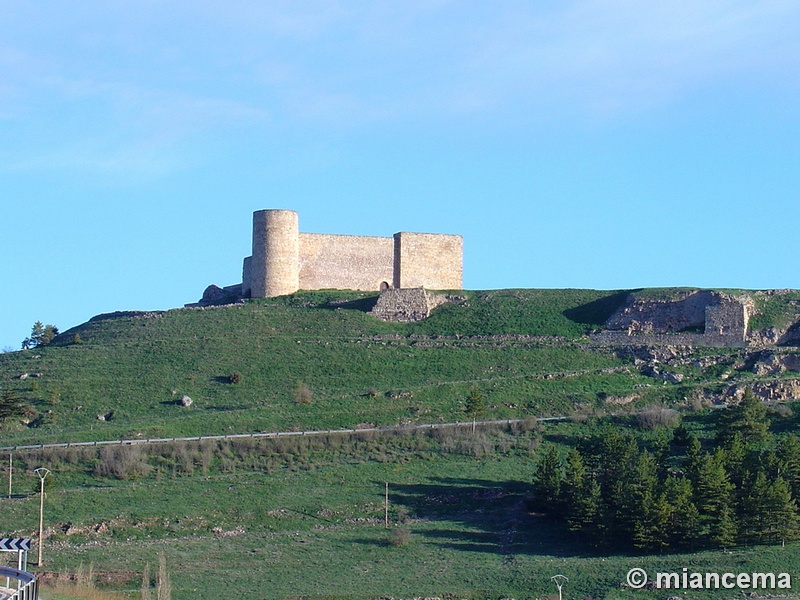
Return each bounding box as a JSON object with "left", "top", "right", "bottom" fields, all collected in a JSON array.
[{"left": 532, "top": 390, "right": 800, "bottom": 552}]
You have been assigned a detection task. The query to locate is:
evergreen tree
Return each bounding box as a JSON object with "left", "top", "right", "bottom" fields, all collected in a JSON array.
[
  {"left": 709, "top": 502, "right": 738, "bottom": 548},
  {"left": 663, "top": 475, "right": 700, "bottom": 549},
  {"left": 695, "top": 450, "right": 736, "bottom": 546},
  {"left": 762, "top": 476, "right": 799, "bottom": 545},
  {"left": 684, "top": 434, "right": 703, "bottom": 483},
  {"left": 533, "top": 445, "right": 563, "bottom": 516},
  {"left": 562, "top": 449, "right": 604, "bottom": 544},
  {"left": 632, "top": 488, "right": 672, "bottom": 551},
  {"left": 717, "top": 388, "right": 771, "bottom": 447},
  {"left": 0, "top": 389, "right": 27, "bottom": 424},
  {"left": 22, "top": 321, "right": 59, "bottom": 349},
  {"left": 464, "top": 386, "right": 485, "bottom": 432},
  {"left": 776, "top": 434, "right": 800, "bottom": 502}
]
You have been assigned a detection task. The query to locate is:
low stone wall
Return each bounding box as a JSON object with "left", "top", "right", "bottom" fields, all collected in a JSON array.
[{"left": 369, "top": 288, "right": 450, "bottom": 322}]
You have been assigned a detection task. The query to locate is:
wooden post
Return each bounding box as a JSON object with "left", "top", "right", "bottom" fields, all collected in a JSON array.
[
  {"left": 7, "top": 454, "right": 11, "bottom": 499},
  {"left": 384, "top": 482, "right": 389, "bottom": 528}
]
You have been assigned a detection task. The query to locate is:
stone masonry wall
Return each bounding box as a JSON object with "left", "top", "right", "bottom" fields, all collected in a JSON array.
[
  {"left": 243, "top": 209, "right": 463, "bottom": 297},
  {"left": 298, "top": 233, "right": 394, "bottom": 292},
  {"left": 369, "top": 287, "right": 451, "bottom": 322},
  {"left": 393, "top": 232, "right": 463, "bottom": 289}
]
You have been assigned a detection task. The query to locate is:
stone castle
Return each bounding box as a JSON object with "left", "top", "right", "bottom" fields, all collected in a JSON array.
[
  {"left": 241, "top": 209, "right": 463, "bottom": 298},
  {"left": 194, "top": 209, "right": 463, "bottom": 308}
]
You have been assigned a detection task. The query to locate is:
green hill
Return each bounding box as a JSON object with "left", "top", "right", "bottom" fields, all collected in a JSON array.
[
  {"left": 3, "top": 288, "right": 800, "bottom": 600},
  {"left": 0, "top": 289, "right": 640, "bottom": 447},
  {"left": 2, "top": 287, "right": 800, "bottom": 447}
]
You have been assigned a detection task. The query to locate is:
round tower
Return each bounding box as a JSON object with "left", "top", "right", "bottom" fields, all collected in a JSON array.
[{"left": 250, "top": 209, "right": 300, "bottom": 297}]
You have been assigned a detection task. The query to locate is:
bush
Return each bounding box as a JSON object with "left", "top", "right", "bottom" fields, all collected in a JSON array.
[
  {"left": 294, "top": 382, "right": 313, "bottom": 404},
  {"left": 228, "top": 372, "right": 242, "bottom": 384},
  {"left": 636, "top": 407, "right": 681, "bottom": 430},
  {"left": 389, "top": 527, "right": 411, "bottom": 547}
]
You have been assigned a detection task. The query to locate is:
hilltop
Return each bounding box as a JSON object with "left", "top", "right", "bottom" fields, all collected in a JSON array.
[{"left": 2, "top": 287, "right": 800, "bottom": 448}]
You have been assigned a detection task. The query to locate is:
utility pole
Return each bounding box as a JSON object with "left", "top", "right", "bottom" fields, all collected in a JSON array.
[
  {"left": 35, "top": 468, "right": 50, "bottom": 566},
  {"left": 551, "top": 574, "right": 568, "bottom": 600}
]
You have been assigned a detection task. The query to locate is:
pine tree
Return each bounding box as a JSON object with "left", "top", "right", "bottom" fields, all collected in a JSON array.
[
  {"left": 695, "top": 450, "right": 736, "bottom": 546},
  {"left": 718, "top": 388, "right": 771, "bottom": 447},
  {"left": 562, "top": 449, "right": 603, "bottom": 544},
  {"left": 0, "top": 389, "right": 27, "bottom": 424},
  {"left": 464, "top": 386, "right": 485, "bottom": 433},
  {"left": 663, "top": 475, "right": 700, "bottom": 549},
  {"left": 533, "top": 445, "right": 563, "bottom": 516},
  {"left": 776, "top": 434, "right": 800, "bottom": 502},
  {"left": 763, "top": 476, "right": 799, "bottom": 545},
  {"left": 709, "top": 502, "right": 738, "bottom": 548}
]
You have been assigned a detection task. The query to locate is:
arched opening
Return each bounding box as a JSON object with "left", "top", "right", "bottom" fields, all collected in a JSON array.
[{"left": 379, "top": 281, "right": 391, "bottom": 292}]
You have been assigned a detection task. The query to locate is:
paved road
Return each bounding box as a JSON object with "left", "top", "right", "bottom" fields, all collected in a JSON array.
[{"left": 0, "top": 416, "right": 568, "bottom": 452}]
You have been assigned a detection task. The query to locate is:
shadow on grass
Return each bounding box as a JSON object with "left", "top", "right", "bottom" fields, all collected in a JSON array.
[
  {"left": 355, "top": 476, "right": 605, "bottom": 558},
  {"left": 322, "top": 296, "right": 380, "bottom": 313},
  {"left": 562, "top": 290, "right": 636, "bottom": 328}
]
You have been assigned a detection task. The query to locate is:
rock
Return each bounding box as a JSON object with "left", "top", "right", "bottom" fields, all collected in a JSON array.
[{"left": 178, "top": 395, "right": 193, "bottom": 407}]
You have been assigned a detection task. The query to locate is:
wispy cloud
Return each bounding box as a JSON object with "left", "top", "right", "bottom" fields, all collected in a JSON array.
[{"left": 2, "top": 0, "right": 798, "bottom": 171}]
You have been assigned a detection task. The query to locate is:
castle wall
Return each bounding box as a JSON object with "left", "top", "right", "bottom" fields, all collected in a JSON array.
[
  {"left": 243, "top": 210, "right": 463, "bottom": 297},
  {"left": 394, "top": 232, "right": 463, "bottom": 289},
  {"left": 705, "top": 297, "right": 750, "bottom": 344},
  {"left": 244, "top": 209, "right": 299, "bottom": 298},
  {"left": 298, "top": 233, "right": 394, "bottom": 292}
]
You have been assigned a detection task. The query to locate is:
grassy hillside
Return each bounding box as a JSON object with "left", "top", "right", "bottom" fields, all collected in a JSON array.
[
  {"left": 2, "top": 288, "right": 800, "bottom": 599},
  {"left": 3, "top": 287, "right": 799, "bottom": 448},
  {"left": 0, "top": 289, "right": 652, "bottom": 447}
]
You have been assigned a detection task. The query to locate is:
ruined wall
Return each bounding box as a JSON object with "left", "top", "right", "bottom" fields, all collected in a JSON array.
[
  {"left": 604, "top": 290, "right": 714, "bottom": 333},
  {"left": 393, "top": 232, "right": 463, "bottom": 290},
  {"left": 705, "top": 296, "right": 750, "bottom": 344},
  {"left": 299, "top": 233, "right": 394, "bottom": 292},
  {"left": 596, "top": 290, "right": 752, "bottom": 347},
  {"left": 369, "top": 287, "right": 452, "bottom": 322}
]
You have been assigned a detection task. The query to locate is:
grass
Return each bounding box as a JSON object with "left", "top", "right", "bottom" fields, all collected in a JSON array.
[
  {"left": 0, "top": 289, "right": 644, "bottom": 447},
  {"left": 2, "top": 287, "right": 800, "bottom": 599},
  {"left": 3, "top": 420, "right": 800, "bottom": 600},
  {"left": 4, "top": 287, "right": 796, "bottom": 448}
]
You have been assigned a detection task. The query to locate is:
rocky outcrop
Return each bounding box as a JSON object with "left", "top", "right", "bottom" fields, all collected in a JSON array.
[
  {"left": 715, "top": 380, "right": 800, "bottom": 405},
  {"left": 188, "top": 284, "right": 244, "bottom": 308},
  {"left": 745, "top": 351, "right": 800, "bottom": 375}
]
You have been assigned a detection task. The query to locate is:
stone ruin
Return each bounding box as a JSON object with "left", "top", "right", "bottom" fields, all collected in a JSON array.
[
  {"left": 368, "top": 287, "right": 453, "bottom": 322},
  {"left": 595, "top": 290, "right": 754, "bottom": 347}
]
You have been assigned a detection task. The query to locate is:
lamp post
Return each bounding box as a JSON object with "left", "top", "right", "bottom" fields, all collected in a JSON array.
[
  {"left": 551, "top": 574, "right": 568, "bottom": 600},
  {"left": 34, "top": 468, "right": 50, "bottom": 566}
]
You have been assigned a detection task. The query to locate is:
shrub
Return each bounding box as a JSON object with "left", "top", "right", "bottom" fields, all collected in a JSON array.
[
  {"left": 636, "top": 407, "right": 681, "bottom": 430},
  {"left": 228, "top": 372, "right": 242, "bottom": 384},
  {"left": 294, "top": 382, "right": 313, "bottom": 404},
  {"left": 389, "top": 527, "right": 411, "bottom": 547}
]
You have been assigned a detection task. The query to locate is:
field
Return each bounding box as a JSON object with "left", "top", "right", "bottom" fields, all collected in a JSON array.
[
  {"left": 2, "top": 420, "right": 798, "bottom": 600},
  {"left": 2, "top": 288, "right": 800, "bottom": 599}
]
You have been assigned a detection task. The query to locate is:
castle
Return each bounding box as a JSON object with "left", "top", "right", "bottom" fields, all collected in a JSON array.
[{"left": 241, "top": 209, "right": 463, "bottom": 298}]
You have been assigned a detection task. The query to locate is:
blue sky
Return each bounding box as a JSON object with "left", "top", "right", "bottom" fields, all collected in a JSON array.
[{"left": 2, "top": 1, "right": 800, "bottom": 350}]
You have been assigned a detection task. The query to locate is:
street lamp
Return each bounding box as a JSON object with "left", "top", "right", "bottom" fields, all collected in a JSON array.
[
  {"left": 551, "top": 574, "right": 568, "bottom": 600},
  {"left": 34, "top": 468, "right": 50, "bottom": 566}
]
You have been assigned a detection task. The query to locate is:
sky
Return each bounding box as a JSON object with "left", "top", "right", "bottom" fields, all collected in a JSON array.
[{"left": 2, "top": 0, "right": 800, "bottom": 350}]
